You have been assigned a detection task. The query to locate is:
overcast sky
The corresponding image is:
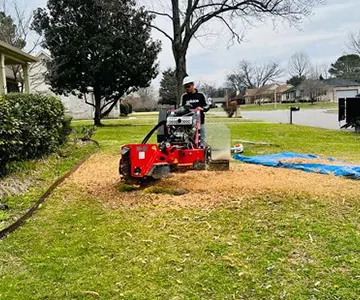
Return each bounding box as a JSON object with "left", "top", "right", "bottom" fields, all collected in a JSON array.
[{"left": 17, "top": 0, "right": 360, "bottom": 87}]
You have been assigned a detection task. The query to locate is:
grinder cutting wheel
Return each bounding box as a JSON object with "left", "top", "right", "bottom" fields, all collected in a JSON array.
[{"left": 119, "top": 76, "right": 230, "bottom": 183}]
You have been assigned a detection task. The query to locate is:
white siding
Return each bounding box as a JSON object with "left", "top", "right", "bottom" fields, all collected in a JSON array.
[{"left": 29, "top": 53, "right": 119, "bottom": 120}]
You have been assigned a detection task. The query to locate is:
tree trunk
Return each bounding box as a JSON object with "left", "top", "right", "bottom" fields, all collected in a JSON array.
[
  {"left": 174, "top": 47, "right": 187, "bottom": 107},
  {"left": 171, "top": 0, "right": 187, "bottom": 107},
  {"left": 94, "top": 88, "right": 103, "bottom": 126}
]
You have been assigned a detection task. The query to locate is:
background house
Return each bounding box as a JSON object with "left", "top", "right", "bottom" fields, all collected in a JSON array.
[
  {"left": 282, "top": 86, "right": 300, "bottom": 102},
  {"left": 211, "top": 97, "right": 227, "bottom": 108},
  {"left": 244, "top": 83, "right": 289, "bottom": 104},
  {"left": 277, "top": 84, "right": 293, "bottom": 102},
  {"left": 30, "top": 52, "right": 119, "bottom": 119},
  {"left": 282, "top": 78, "right": 360, "bottom": 102},
  {"left": 244, "top": 88, "right": 259, "bottom": 104},
  {"left": 322, "top": 78, "right": 360, "bottom": 100}
]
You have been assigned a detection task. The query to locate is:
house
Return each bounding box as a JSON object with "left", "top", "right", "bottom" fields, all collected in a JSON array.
[
  {"left": 322, "top": 78, "right": 360, "bottom": 101},
  {"left": 276, "top": 84, "right": 293, "bottom": 102},
  {"left": 244, "top": 88, "right": 259, "bottom": 104},
  {"left": 282, "top": 86, "right": 300, "bottom": 102},
  {"left": 211, "top": 97, "right": 227, "bottom": 108},
  {"left": 282, "top": 78, "right": 360, "bottom": 102},
  {"left": 30, "top": 51, "right": 119, "bottom": 119},
  {"left": 0, "top": 40, "right": 39, "bottom": 94}
]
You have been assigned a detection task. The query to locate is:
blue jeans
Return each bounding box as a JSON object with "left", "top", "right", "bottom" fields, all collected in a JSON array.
[{"left": 200, "top": 124, "right": 205, "bottom": 144}]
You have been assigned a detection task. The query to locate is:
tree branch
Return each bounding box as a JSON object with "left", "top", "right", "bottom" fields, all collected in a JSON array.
[
  {"left": 101, "top": 99, "right": 119, "bottom": 118},
  {"left": 347, "top": 30, "right": 360, "bottom": 55},
  {"left": 84, "top": 94, "right": 96, "bottom": 108},
  {"left": 147, "top": 10, "right": 173, "bottom": 20},
  {"left": 215, "top": 15, "right": 243, "bottom": 45},
  {"left": 149, "top": 24, "right": 174, "bottom": 41},
  {"left": 100, "top": 98, "right": 117, "bottom": 110}
]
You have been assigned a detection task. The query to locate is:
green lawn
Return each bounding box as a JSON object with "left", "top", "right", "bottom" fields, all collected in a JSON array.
[
  {"left": 0, "top": 119, "right": 360, "bottom": 299},
  {"left": 0, "top": 136, "right": 97, "bottom": 230}
]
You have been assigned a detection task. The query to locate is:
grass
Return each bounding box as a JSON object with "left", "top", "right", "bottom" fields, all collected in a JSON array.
[
  {"left": 229, "top": 123, "right": 360, "bottom": 162},
  {"left": 0, "top": 117, "right": 360, "bottom": 299},
  {"left": 0, "top": 137, "right": 98, "bottom": 230}
]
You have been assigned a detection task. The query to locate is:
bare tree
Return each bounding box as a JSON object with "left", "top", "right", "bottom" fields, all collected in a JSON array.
[
  {"left": 347, "top": 30, "right": 360, "bottom": 55},
  {"left": 288, "top": 52, "right": 312, "bottom": 78},
  {"left": 299, "top": 79, "right": 328, "bottom": 104},
  {"left": 197, "top": 82, "right": 217, "bottom": 97},
  {"left": 137, "top": 86, "right": 158, "bottom": 110},
  {"left": 147, "top": 0, "right": 323, "bottom": 104},
  {"left": 310, "top": 63, "right": 331, "bottom": 80},
  {"left": 227, "top": 60, "right": 282, "bottom": 89}
]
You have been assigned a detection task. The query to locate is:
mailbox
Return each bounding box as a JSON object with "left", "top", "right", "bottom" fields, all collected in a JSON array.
[{"left": 289, "top": 106, "right": 300, "bottom": 124}]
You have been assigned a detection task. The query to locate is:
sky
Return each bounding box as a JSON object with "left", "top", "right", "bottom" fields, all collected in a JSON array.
[{"left": 14, "top": 0, "right": 360, "bottom": 88}]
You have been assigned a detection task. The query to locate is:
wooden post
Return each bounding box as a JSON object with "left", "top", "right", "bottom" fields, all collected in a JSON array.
[
  {"left": 0, "top": 53, "right": 7, "bottom": 94},
  {"left": 23, "top": 63, "right": 30, "bottom": 93}
]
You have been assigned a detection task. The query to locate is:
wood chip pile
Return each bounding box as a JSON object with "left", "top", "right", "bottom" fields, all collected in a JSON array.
[{"left": 67, "top": 153, "right": 360, "bottom": 209}]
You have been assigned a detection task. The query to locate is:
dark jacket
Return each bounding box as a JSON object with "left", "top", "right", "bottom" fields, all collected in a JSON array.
[{"left": 181, "top": 89, "right": 210, "bottom": 124}]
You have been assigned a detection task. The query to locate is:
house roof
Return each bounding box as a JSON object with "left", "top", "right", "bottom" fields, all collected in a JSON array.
[
  {"left": 36, "top": 51, "right": 51, "bottom": 60},
  {"left": 283, "top": 86, "right": 299, "bottom": 94},
  {"left": 276, "top": 84, "right": 293, "bottom": 94},
  {"left": 322, "top": 78, "right": 360, "bottom": 87},
  {"left": 244, "top": 88, "right": 259, "bottom": 97},
  {"left": 255, "top": 83, "right": 279, "bottom": 96},
  {"left": 0, "top": 40, "right": 39, "bottom": 64}
]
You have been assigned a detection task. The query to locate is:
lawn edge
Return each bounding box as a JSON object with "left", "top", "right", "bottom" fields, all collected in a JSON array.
[{"left": 0, "top": 140, "right": 100, "bottom": 239}]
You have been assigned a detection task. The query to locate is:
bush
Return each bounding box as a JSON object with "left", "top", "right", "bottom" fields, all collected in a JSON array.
[
  {"left": 0, "top": 93, "right": 72, "bottom": 176},
  {"left": 120, "top": 103, "right": 129, "bottom": 116},
  {"left": 133, "top": 107, "right": 159, "bottom": 112},
  {"left": 127, "top": 103, "right": 133, "bottom": 114}
]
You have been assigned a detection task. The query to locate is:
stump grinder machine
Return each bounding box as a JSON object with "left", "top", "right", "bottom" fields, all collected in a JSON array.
[{"left": 119, "top": 104, "right": 229, "bottom": 183}]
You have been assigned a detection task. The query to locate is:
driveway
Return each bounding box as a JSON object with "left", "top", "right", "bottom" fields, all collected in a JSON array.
[{"left": 237, "top": 109, "right": 344, "bottom": 130}]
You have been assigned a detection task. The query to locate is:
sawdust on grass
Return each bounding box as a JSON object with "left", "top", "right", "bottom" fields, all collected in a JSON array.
[{"left": 66, "top": 153, "right": 360, "bottom": 209}]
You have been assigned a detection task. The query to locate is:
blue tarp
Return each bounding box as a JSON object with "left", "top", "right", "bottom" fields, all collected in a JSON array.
[{"left": 233, "top": 152, "right": 360, "bottom": 179}]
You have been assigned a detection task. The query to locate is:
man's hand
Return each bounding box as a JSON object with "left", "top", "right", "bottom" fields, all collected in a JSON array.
[{"left": 196, "top": 106, "right": 204, "bottom": 111}]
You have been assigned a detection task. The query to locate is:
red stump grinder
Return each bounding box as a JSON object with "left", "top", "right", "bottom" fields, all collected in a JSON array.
[{"left": 119, "top": 104, "right": 229, "bottom": 183}]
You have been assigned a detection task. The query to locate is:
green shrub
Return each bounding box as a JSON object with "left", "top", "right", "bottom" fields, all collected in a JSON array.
[
  {"left": 127, "top": 103, "right": 133, "bottom": 114},
  {"left": 120, "top": 103, "right": 129, "bottom": 116},
  {"left": 0, "top": 93, "right": 72, "bottom": 176}
]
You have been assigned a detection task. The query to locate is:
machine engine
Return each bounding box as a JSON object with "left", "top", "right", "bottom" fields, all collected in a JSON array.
[{"left": 164, "top": 108, "right": 199, "bottom": 148}]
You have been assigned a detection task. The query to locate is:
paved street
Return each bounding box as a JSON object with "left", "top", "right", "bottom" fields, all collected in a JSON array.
[
  {"left": 210, "top": 109, "right": 347, "bottom": 131},
  {"left": 241, "top": 109, "right": 342, "bottom": 130}
]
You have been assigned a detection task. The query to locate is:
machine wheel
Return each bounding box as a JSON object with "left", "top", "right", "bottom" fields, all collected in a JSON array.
[{"left": 119, "top": 152, "right": 134, "bottom": 184}]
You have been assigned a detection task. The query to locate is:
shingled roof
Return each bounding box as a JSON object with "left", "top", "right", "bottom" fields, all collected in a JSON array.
[{"left": 322, "top": 78, "right": 360, "bottom": 86}]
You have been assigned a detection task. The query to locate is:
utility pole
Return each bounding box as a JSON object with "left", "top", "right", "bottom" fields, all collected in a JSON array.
[{"left": 274, "top": 84, "right": 277, "bottom": 109}]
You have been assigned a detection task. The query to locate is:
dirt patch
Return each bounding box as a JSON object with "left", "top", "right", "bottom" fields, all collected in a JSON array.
[{"left": 66, "top": 153, "right": 360, "bottom": 209}]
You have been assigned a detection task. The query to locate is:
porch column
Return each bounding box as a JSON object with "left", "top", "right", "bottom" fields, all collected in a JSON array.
[
  {"left": 0, "top": 53, "right": 7, "bottom": 94},
  {"left": 23, "top": 63, "right": 30, "bottom": 93}
]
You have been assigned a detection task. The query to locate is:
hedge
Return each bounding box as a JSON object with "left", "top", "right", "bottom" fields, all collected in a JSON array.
[
  {"left": 0, "top": 93, "right": 72, "bottom": 176},
  {"left": 120, "top": 103, "right": 132, "bottom": 116},
  {"left": 127, "top": 103, "right": 133, "bottom": 114}
]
